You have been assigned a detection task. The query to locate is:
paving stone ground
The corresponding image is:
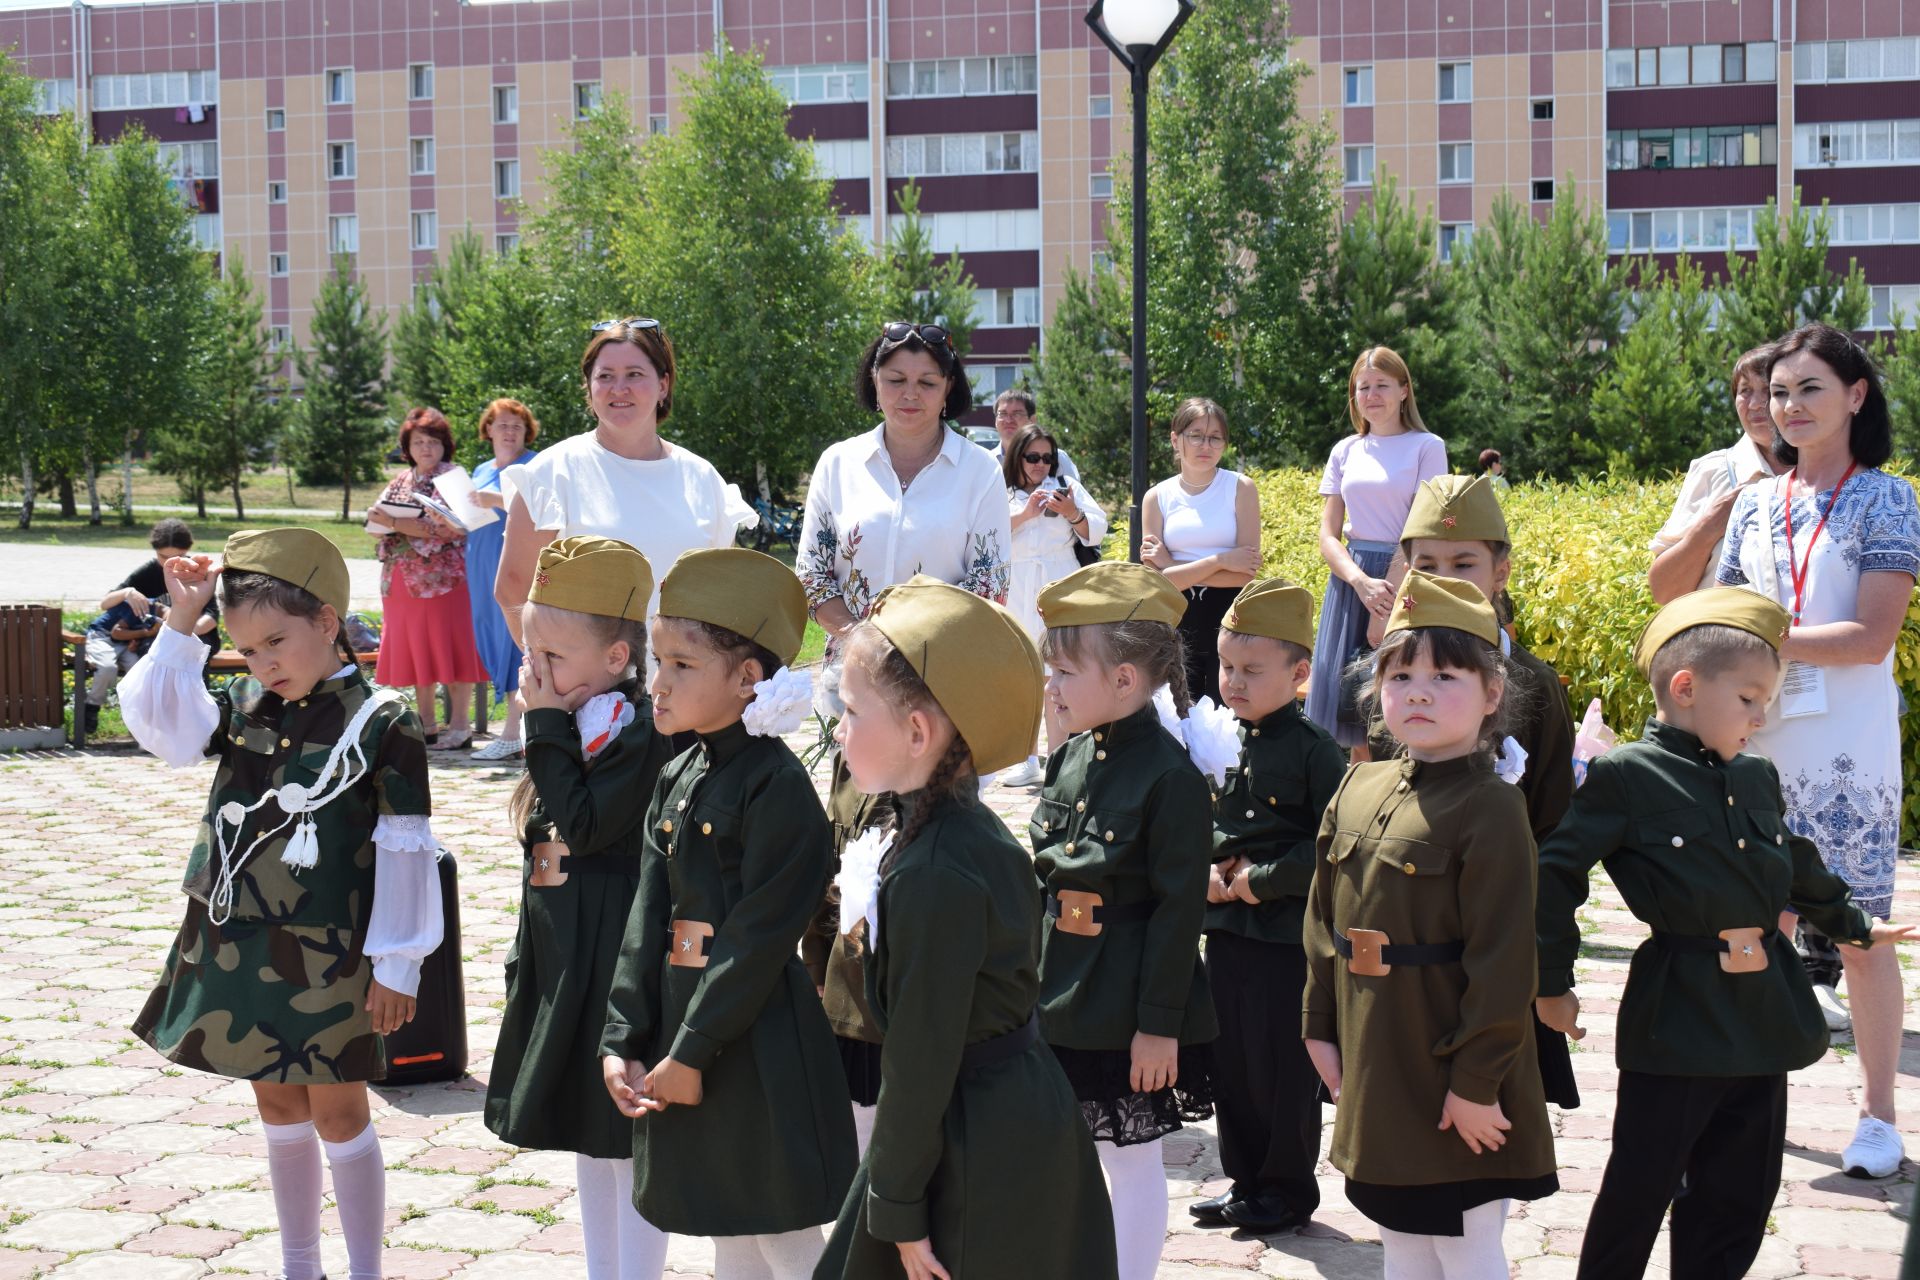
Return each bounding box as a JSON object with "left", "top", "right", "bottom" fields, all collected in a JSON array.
[{"left": 1, "top": 738, "right": 1916, "bottom": 1278}]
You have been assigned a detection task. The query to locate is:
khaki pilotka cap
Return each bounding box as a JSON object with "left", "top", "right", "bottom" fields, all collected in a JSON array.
[
  {"left": 222, "top": 529, "right": 351, "bottom": 617},
  {"left": 530, "top": 536, "right": 654, "bottom": 622},
  {"left": 658, "top": 548, "right": 809, "bottom": 666},
  {"left": 1035, "top": 561, "right": 1188, "bottom": 629},
  {"left": 1633, "top": 587, "right": 1792, "bottom": 678},
  {"left": 866, "top": 575, "right": 1044, "bottom": 774},
  {"left": 1221, "top": 578, "right": 1316, "bottom": 650},
  {"left": 1402, "top": 474, "right": 1509, "bottom": 544},
  {"left": 1383, "top": 570, "right": 1501, "bottom": 648}
]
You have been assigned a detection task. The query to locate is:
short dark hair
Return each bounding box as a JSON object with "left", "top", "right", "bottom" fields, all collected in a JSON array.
[
  {"left": 580, "top": 322, "right": 676, "bottom": 421},
  {"left": 995, "top": 388, "right": 1037, "bottom": 417},
  {"left": 855, "top": 328, "right": 975, "bottom": 422},
  {"left": 221, "top": 570, "right": 351, "bottom": 664},
  {"left": 1001, "top": 425, "right": 1059, "bottom": 489},
  {"left": 149, "top": 518, "right": 193, "bottom": 551},
  {"left": 1765, "top": 323, "right": 1893, "bottom": 469},
  {"left": 1359, "top": 625, "right": 1523, "bottom": 757},
  {"left": 1649, "top": 624, "right": 1780, "bottom": 707},
  {"left": 1477, "top": 448, "right": 1502, "bottom": 473}
]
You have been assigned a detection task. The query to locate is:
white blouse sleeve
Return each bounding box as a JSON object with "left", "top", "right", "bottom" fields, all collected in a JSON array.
[
  {"left": 365, "top": 814, "right": 446, "bottom": 998},
  {"left": 120, "top": 625, "right": 220, "bottom": 768},
  {"left": 1073, "top": 480, "right": 1110, "bottom": 547}
]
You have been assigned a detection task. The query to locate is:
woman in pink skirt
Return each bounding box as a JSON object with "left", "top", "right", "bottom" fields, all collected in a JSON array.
[{"left": 369, "top": 407, "right": 489, "bottom": 749}]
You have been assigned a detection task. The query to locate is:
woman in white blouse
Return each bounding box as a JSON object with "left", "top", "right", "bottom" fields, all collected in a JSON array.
[{"left": 494, "top": 319, "right": 751, "bottom": 645}]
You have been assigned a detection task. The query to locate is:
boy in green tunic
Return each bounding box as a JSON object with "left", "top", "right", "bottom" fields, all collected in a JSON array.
[
  {"left": 815, "top": 576, "right": 1115, "bottom": 1280},
  {"left": 1535, "top": 588, "right": 1914, "bottom": 1279},
  {"left": 602, "top": 548, "right": 857, "bottom": 1277},
  {"left": 1190, "top": 579, "right": 1345, "bottom": 1236},
  {"left": 484, "top": 535, "right": 675, "bottom": 1279}
]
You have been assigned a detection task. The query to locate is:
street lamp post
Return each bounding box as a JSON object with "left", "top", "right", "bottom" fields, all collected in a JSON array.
[{"left": 1085, "top": 0, "right": 1192, "bottom": 563}]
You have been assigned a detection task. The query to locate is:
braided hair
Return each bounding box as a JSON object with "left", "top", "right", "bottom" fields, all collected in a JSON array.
[{"left": 1041, "top": 619, "right": 1192, "bottom": 716}]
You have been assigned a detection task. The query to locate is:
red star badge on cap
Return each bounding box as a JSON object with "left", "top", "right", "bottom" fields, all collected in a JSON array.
[
  {"left": 1400, "top": 595, "right": 1417, "bottom": 611},
  {"left": 534, "top": 571, "right": 551, "bottom": 587},
  {"left": 1442, "top": 513, "right": 1457, "bottom": 528}
]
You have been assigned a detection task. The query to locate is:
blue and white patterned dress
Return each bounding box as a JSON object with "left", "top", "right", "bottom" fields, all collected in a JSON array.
[{"left": 1718, "top": 467, "right": 1920, "bottom": 918}]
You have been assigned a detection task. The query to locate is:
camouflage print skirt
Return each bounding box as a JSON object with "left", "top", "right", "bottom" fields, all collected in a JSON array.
[{"left": 131, "top": 898, "right": 385, "bottom": 1085}]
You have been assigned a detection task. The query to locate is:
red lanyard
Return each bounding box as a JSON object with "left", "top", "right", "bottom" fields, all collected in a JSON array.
[{"left": 1781, "top": 461, "right": 1857, "bottom": 625}]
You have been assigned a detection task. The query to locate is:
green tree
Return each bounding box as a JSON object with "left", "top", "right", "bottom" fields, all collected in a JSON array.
[
  {"left": 391, "top": 229, "right": 488, "bottom": 423},
  {"left": 614, "top": 46, "right": 880, "bottom": 493},
  {"left": 879, "top": 179, "right": 978, "bottom": 355},
  {"left": 291, "top": 256, "right": 389, "bottom": 517},
  {"left": 1716, "top": 193, "right": 1869, "bottom": 363},
  {"left": 1106, "top": 0, "right": 1339, "bottom": 463},
  {"left": 1590, "top": 254, "right": 1722, "bottom": 476},
  {"left": 1031, "top": 264, "right": 1132, "bottom": 495},
  {"left": 155, "top": 258, "right": 286, "bottom": 518},
  {"left": 1869, "top": 310, "right": 1920, "bottom": 462}
]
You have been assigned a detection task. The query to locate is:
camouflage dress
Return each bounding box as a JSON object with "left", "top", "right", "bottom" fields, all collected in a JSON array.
[{"left": 131, "top": 668, "right": 431, "bottom": 1085}]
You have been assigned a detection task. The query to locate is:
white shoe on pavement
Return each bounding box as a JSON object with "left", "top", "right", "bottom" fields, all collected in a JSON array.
[
  {"left": 1842, "top": 1115, "right": 1905, "bottom": 1179},
  {"left": 1813, "top": 982, "right": 1851, "bottom": 1032},
  {"left": 997, "top": 757, "right": 1045, "bottom": 789},
  {"left": 471, "top": 737, "right": 524, "bottom": 761}
]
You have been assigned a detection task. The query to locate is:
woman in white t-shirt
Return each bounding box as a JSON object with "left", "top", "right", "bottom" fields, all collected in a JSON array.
[
  {"left": 494, "top": 319, "right": 750, "bottom": 648},
  {"left": 1307, "top": 346, "right": 1448, "bottom": 748}
]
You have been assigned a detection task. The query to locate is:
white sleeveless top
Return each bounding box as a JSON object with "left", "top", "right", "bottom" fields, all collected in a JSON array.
[{"left": 1153, "top": 469, "right": 1241, "bottom": 563}]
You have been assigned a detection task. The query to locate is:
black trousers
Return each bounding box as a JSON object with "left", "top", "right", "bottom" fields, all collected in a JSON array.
[
  {"left": 1178, "top": 585, "right": 1240, "bottom": 706},
  {"left": 1203, "top": 930, "right": 1321, "bottom": 1217},
  {"left": 1577, "top": 1070, "right": 1787, "bottom": 1280}
]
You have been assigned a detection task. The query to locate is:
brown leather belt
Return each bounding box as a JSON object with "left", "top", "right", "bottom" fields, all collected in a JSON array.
[
  {"left": 1046, "top": 891, "right": 1155, "bottom": 938},
  {"left": 1654, "top": 927, "right": 1773, "bottom": 974},
  {"left": 670, "top": 919, "right": 715, "bottom": 968},
  {"left": 1334, "top": 928, "right": 1466, "bottom": 977}
]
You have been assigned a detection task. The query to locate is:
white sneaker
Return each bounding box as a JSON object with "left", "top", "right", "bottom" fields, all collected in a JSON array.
[
  {"left": 1842, "top": 1115, "right": 1905, "bottom": 1179},
  {"left": 471, "top": 737, "right": 524, "bottom": 761},
  {"left": 997, "top": 758, "right": 1045, "bottom": 789},
  {"left": 1813, "top": 983, "right": 1851, "bottom": 1032}
]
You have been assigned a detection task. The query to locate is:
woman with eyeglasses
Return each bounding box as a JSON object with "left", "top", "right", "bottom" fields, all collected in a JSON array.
[
  {"left": 1002, "top": 424, "right": 1109, "bottom": 788},
  {"left": 494, "top": 319, "right": 753, "bottom": 645},
  {"left": 1140, "top": 397, "right": 1263, "bottom": 707},
  {"left": 1306, "top": 347, "right": 1448, "bottom": 751},
  {"left": 797, "top": 320, "right": 1013, "bottom": 1151}
]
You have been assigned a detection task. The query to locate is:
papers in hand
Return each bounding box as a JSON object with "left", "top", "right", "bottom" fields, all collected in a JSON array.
[
  {"left": 365, "top": 501, "right": 424, "bottom": 535},
  {"left": 432, "top": 466, "right": 500, "bottom": 530}
]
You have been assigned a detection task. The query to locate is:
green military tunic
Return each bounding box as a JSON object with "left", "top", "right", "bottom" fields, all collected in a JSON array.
[
  {"left": 484, "top": 686, "right": 673, "bottom": 1159},
  {"left": 1029, "top": 703, "right": 1218, "bottom": 1047},
  {"left": 1505, "top": 641, "right": 1575, "bottom": 843},
  {"left": 1537, "top": 719, "right": 1873, "bottom": 1078},
  {"left": 1208, "top": 703, "right": 1347, "bottom": 944},
  {"left": 133, "top": 668, "right": 429, "bottom": 1085},
  {"left": 817, "top": 798, "right": 1117, "bottom": 1279},
  {"left": 601, "top": 721, "right": 856, "bottom": 1236},
  {"left": 1302, "top": 756, "right": 1556, "bottom": 1187}
]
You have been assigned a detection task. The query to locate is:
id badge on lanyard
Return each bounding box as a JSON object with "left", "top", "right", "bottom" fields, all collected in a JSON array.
[{"left": 1761, "top": 471, "right": 1850, "bottom": 719}]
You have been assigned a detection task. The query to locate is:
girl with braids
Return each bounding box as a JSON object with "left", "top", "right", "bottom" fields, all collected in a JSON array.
[
  {"left": 1030, "top": 561, "right": 1220, "bottom": 1280},
  {"left": 484, "top": 537, "right": 675, "bottom": 1280},
  {"left": 815, "top": 576, "right": 1115, "bottom": 1280},
  {"left": 600, "top": 549, "right": 855, "bottom": 1278}
]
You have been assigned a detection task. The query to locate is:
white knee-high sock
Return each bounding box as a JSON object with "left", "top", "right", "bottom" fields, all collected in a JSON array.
[
  {"left": 1428, "top": 1199, "right": 1509, "bottom": 1280},
  {"left": 321, "top": 1124, "right": 385, "bottom": 1280},
  {"left": 852, "top": 1102, "right": 877, "bottom": 1158},
  {"left": 755, "top": 1226, "right": 828, "bottom": 1280},
  {"left": 607, "top": 1154, "right": 669, "bottom": 1280},
  {"left": 713, "top": 1236, "right": 773, "bottom": 1280},
  {"left": 576, "top": 1154, "right": 623, "bottom": 1280},
  {"left": 1097, "top": 1138, "right": 1167, "bottom": 1280},
  {"left": 263, "top": 1120, "right": 324, "bottom": 1280},
  {"left": 1379, "top": 1225, "right": 1445, "bottom": 1280}
]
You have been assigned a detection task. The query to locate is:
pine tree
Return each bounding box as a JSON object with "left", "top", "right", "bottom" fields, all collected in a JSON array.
[
  {"left": 1031, "top": 264, "right": 1132, "bottom": 494},
  {"left": 391, "top": 230, "right": 488, "bottom": 425},
  {"left": 1716, "top": 192, "right": 1869, "bottom": 362},
  {"left": 1868, "top": 310, "right": 1920, "bottom": 462},
  {"left": 292, "top": 255, "right": 389, "bottom": 519},
  {"left": 880, "top": 180, "right": 978, "bottom": 355},
  {"left": 1589, "top": 255, "right": 1721, "bottom": 476}
]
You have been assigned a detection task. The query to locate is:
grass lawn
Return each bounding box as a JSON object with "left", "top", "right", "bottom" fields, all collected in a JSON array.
[{"left": 3, "top": 510, "right": 379, "bottom": 558}]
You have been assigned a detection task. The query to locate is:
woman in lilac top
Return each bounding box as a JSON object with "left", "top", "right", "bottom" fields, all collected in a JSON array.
[{"left": 1306, "top": 346, "right": 1449, "bottom": 748}]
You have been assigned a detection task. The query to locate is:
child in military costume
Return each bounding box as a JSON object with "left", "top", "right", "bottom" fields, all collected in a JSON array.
[
  {"left": 601, "top": 548, "right": 856, "bottom": 1277},
  {"left": 1303, "top": 571, "right": 1556, "bottom": 1277},
  {"left": 1031, "top": 561, "right": 1221, "bottom": 1280},
  {"left": 1370, "top": 474, "right": 1582, "bottom": 1108},
  {"left": 1534, "top": 588, "right": 1912, "bottom": 1280},
  {"left": 483, "top": 536, "right": 675, "bottom": 1280},
  {"left": 121, "top": 529, "right": 445, "bottom": 1280},
  {"left": 1190, "top": 579, "right": 1345, "bottom": 1237},
  {"left": 815, "top": 576, "right": 1116, "bottom": 1280}
]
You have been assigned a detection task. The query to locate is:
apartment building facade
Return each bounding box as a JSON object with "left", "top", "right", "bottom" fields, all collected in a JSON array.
[{"left": 3, "top": 0, "right": 1917, "bottom": 404}]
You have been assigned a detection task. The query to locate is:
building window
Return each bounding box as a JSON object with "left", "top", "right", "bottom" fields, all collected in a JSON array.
[
  {"left": 1530, "top": 178, "right": 1554, "bottom": 202},
  {"left": 975, "top": 287, "right": 1041, "bottom": 328},
  {"left": 156, "top": 141, "right": 220, "bottom": 179},
  {"left": 1606, "top": 205, "right": 1763, "bottom": 254},
  {"left": 573, "top": 81, "right": 603, "bottom": 120},
  {"left": 1089, "top": 94, "right": 1112, "bottom": 118},
  {"left": 1344, "top": 65, "right": 1374, "bottom": 106},
  {"left": 265, "top": 107, "right": 286, "bottom": 132},
  {"left": 269, "top": 325, "right": 291, "bottom": 350},
  {"left": 267, "top": 180, "right": 288, "bottom": 204},
  {"left": 493, "top": 85, "right": 519, "bottom": 125},
  {"left": 1659, "top": 46, "right": 1690, "bottom": 85},
  {"left": 648, "top": 114, "right": 669, "bottom": 136},
  {"left": 811, "top": 138, "right": 872, "bottom": 180},
  {"left": 1439, "top": 142, "right": 1473, "bottom": 183},
  {"left": 496, "top": 232, "right": 521, "bottom": 255},
  {"left": 91, "top": 70, "right": 219, "bottom": 111},
  {"left": 328, "top": 142, "right": 356, "bottom": 180},
  {"left": 1343, "top": 145, "right": 1374, "bottom": 187},
  {"left": 767, "top": 63, "right": 871, "bottom": 104},
  {"left": 1438, "top": 223, "right": 1472, "bottom": 263},
  {"left": 409, "top": 63, "right": 433, "bottom": 101},
  {"left": 411, "top": 211, "right": 438, "bottom": 250},
  {"left": 495, "top": 159, "right": 521, "bottom": 200},
  {"left": 268, "top": 252, "right": 289, "bottom": 277},
  {"left": 1637, "top": 48, "right": 1658, "bottom": 85},
  {"left": 1795, "top": 119, "right": 1920, "bottom": 167},
  {"left": 1869, "top": 284, "right": 1920, "bottom": 329},
  {"left": 410, "top": 137, "right": 436, "bottom": 176},
  {"left": 325, "top": 69, "right": 353, "bottom": 106},
  {"left": 1690, "top": 44, "right": 1722, "bottom": 84},
  {"left": 1824, "top": 202, "right": 1920, "bottom": 246},
  {"left": 885, "top": 56, "right": 1037, "bottom": 98},
  {"left": 32, "top": 79, "right": 75, "bottom": 115},
  {"left": 885, "top": 208, "right": 1042, "bottom": 253},
  {"left": 328, "top": 214, "right": 358, "bottom": 254},
  {"left": 1609, "top": 124, "right": 1777, "bottom": 170},
  {"left": 1531, "top": 99, "right": 1554, "bottom": 121},
  {"left": 1437, "top": 62, "right": 1472, "bottom": 103},
  {"left": 885, "top": 133, "right": 1041, "bottom": 177},
  {"left": 193, "top": 213, "right": 221, "bottom": 252},
  {"left": 1090, "top": 172, "right": 1113, "bottom": 199},
  {"left": 1605, "top": 49, "right": 1635, "bottom": 88}
]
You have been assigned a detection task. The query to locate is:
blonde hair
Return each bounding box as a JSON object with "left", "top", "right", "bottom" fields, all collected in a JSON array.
[{"left": 1347, "top": 346, "right": 1429, "bottom": 435}]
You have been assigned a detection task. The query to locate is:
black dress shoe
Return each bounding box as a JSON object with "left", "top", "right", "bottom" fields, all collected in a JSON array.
[
  {"left": 1220, "top": 1192, "right": 1306, "bottom": 1236},
  {"left": 1187, "top": 1190, "right": 1236, "bottom": 1223}
]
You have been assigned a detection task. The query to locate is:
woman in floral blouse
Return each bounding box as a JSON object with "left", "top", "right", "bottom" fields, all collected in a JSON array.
[{"left": 369, "top": 407, "right": 489, "bottom": 749}]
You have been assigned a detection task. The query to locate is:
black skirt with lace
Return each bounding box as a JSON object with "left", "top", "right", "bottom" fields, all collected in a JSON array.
[{"left": 1049, "top": 1042, "right": 1215, "bottom": 1147}]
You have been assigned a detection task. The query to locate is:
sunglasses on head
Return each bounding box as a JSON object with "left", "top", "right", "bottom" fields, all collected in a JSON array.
[
  {"left": 879, "top": 321, "right": 952, "bottom": 351},
  {"left": 1022, "top": 451, "right": 1056, "bottom": 465},
  {"left": 591, "top": 317, "right": 662, "bottom": 334}
]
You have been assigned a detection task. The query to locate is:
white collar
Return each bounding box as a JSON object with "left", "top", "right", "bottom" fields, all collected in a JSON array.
[
  {"left": 1728, "top": 433, "right": 1776, "bottom": 484},
  {"left": 865, "top": 421, "right": 959, "bottom": 470}
]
